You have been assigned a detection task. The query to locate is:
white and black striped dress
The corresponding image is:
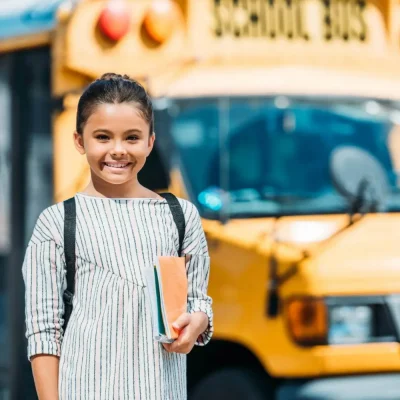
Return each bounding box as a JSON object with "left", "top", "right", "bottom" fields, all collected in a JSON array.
[{"left": 22, "top": 193, "right": 213, "bottom": 400}]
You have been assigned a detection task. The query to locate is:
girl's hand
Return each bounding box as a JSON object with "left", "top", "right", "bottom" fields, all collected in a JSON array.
[{"left": 162, "top": 312, "right": 208, "bottom": 354}]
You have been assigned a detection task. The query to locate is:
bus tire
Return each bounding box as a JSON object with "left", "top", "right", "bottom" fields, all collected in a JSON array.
[{"left": 189, "top": 367, "right": 274, "bottom": 400}]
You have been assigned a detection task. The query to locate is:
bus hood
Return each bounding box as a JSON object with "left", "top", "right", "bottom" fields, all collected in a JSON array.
[
  {"left": 204, "top": 213, "right": 400, "bottom": 295},
  {"left": 309, "top": 214, "right": 400, "bottom": 295}
]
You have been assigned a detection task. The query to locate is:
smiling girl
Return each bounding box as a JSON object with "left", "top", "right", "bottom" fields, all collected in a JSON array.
[{"left": 22, "top": 73, "right": 213, "bottom": 400}]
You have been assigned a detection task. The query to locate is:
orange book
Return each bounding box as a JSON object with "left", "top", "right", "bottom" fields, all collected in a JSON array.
[{"left": 144, "top": 256, "right": 188, "bottom": 343}]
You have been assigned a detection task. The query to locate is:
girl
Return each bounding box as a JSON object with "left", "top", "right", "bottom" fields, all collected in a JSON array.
[{"left": 22, "top": 73, "right": 213, "bottom": 400}]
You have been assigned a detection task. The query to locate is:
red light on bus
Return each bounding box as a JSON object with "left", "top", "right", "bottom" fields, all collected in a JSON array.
[
  {"left": 98, "top": 0, "right": 131, "bottom": 42},
  {"left": 143, "top": 0, "right": 181, "bottom": 44}
]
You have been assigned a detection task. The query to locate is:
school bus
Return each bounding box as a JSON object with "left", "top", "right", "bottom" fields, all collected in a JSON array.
[{"left": 5, "top": 0, "right": 400, "bottom": 398}]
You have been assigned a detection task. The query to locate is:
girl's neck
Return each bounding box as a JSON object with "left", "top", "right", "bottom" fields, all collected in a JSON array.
[{"left": 81, "top": 174, "right": 159, "bottom": 199}]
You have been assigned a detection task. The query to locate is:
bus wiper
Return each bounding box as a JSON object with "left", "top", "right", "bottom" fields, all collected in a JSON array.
[{"left": 349, "top": 178, "right": 370, "bottom": 222}]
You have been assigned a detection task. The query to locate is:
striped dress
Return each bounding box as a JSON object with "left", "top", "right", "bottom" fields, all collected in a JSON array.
[{"left": 22, "top": 193, "right": 213, "bottom": 400}]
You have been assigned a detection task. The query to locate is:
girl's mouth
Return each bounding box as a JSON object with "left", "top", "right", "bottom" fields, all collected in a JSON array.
[{"left": 103, "top": 162, "right": 132, "bottom": 170}]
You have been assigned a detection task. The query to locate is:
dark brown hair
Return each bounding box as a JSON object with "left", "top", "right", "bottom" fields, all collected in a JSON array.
[{"left": 76, "top": 73, "right": 154, "bottom": 135}]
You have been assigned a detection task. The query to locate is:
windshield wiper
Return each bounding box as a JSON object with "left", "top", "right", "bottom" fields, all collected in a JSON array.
[{"left": 349, "top": 178, "right": 372, "bottom": 220}]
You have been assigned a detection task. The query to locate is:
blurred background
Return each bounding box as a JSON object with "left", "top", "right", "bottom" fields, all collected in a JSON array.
[{"left": 2, "top": 0, "right": 400, "bottom": 399}]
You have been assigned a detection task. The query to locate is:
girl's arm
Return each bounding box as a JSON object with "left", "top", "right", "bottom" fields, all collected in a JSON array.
[
  {"left": 163, "top": 202, "right": 213, "bottom": 354},
  {"left": 31, "top": 355, "right": 60, "bottom": 399},
  {"left": 182, "top": 202, "right": 214, "bottom": 345},
  {"left": 22, "top": 207, "right": 66, "bottom": 397}
]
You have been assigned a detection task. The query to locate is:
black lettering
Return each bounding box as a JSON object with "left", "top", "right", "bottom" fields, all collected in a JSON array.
[
  {"left": 322, "top": 0, "right": 367, "bottom": 42},
  {"left": 241, "top": 0, "right": 250, "bottom": 36},
  {"left": 233, "top": 0, "right": 241, "bottom": 37},
  {"left": 342, "top": 0, "right": 350, "bottom": 40},
  {"left": 249, "top": 0, "right": 261, "bottom": 38},
  {"left": 276, "top": 1, "right": 285, "bottom": 36},
  {"left": 286, "top": 0, "right": 294, "bottom": 39},
  {"left": 248, "top": 0, "right": 256, "bottom": 37},
  {"left": 227, "top": 0, "right": 236, "bottom": 35},
  {"left": 295, "top": 0, "right": 309, "bottom": 39},
  {"left": 337, "top": 0, "right": 343, "bottom": 38},
  {"left": 217, "top": 0, "right": 230, "bottom": 35},
  {"left": 350, "top": 0, "right": 367, "bottom": 41},
  {"left": 268, "top": 0, "right": 277, "bottom": 38},
  {"left": 325, "top": 0, "right": 349, "bottom": 40},
  {"left": 323, "top": 0, "right": 333, "bottom": 40},
  {"left": 288, "top": 0, "right": 296, "bottom": 38},
  {"left": 260, "top": 0, "right": 268, "bottom": 36},
  {"left": 332, "top": 0, "right": 341, "bottom": 37},
  {"left": 214, "top": 0, "right": 223, "bottom": 36},
  {"left": 213, "top": 0, "right": 310, "bottom": 40}
]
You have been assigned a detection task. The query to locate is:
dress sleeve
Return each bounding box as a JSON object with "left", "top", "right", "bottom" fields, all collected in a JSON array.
[
  {"left": 181, "top": 202, "right": 213, "bottom": 346},
  {"left": 22, "top": 239, "right": 66, "bottom": 360}
]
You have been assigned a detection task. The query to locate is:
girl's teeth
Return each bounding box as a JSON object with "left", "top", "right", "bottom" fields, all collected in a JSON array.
[{"left": 106, "top": 163, "right": 128, "bottom": 168}]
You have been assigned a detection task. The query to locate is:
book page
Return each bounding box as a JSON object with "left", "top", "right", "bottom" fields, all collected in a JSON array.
[{"left": 143, "top": 265, "right": 160, "bottom": 338}]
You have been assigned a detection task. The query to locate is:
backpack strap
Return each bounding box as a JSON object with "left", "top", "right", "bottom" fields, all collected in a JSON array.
[
  {"left": 63, "top": 197, "right": 76, "bottom": 332},
  {"left": 159, "top": 193, "right": 185, "bottom": 256}
]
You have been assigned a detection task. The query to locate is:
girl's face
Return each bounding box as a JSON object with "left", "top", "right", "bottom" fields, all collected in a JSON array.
[{"left": 74, "top": 102, "right": 155, "bottom": 185}]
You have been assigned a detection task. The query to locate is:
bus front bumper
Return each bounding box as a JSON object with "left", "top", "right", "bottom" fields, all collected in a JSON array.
[{"left": 277, "top": 373, "right": 400, "bottom": 400}]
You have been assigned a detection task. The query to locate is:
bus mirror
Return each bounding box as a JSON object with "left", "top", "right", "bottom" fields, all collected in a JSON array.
[{"left": 330, "top": 146, "right": 390, "bottom": 213}]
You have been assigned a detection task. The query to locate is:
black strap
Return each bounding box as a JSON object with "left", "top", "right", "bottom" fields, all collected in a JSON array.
[
  {"left": 63, "top": 197, "right": 76, "bottom": 332},
  {"left": 159, "top": 192, "right": 185, "bottom": 256}
]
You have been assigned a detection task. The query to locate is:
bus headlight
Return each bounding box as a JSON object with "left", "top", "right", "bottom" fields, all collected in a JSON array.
[{"left": 328, "top": 305, "right": 373, "bottom": 345}]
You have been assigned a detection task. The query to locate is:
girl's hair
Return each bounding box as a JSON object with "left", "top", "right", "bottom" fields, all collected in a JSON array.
[{"left": 76, "top": 73, "right": 154, "bottom": 135}]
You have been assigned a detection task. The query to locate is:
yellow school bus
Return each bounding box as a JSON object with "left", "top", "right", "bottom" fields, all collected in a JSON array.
[{"left": 10, "top": 0, "right": 400, "bottom": 398}]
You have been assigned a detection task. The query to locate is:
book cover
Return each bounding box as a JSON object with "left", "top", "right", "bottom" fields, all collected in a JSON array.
[{"left": 145, "top": 256, "right": 188, "bottom": 342}]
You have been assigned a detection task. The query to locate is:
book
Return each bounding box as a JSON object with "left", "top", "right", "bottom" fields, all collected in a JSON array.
[{"left": 144, "top": 256, "right": 188, "bottom": 343}]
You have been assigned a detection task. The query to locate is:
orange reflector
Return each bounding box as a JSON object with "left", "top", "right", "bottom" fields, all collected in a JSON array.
[
  {"left": 143, "top": 0, "right": 181, "bottom": 44},
  {"left": 98, "top": 0, "right": 131, "bottom": 42},
  {"left": 285, "top": 297, "right": 327, "bottom": 346}
]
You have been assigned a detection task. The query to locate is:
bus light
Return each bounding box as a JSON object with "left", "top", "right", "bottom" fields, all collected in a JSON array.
[
  {"left": 143, "top": 0, "right": 181, "bottom": 44},
  {"left": 98, "top": 0, "right": 131, "bottom": 42},
  {"left": 285, "top": 297, "right": 327, "bottom": 346}
]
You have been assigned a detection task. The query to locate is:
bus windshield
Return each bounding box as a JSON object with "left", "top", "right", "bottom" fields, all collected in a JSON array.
[{"left": 169, "top": 96, "right": 400, "bottom": 218}]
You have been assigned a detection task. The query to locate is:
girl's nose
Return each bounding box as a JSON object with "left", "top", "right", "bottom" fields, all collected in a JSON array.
[{"left": 111, "top": 142, "right": 127, "bottom": 157}]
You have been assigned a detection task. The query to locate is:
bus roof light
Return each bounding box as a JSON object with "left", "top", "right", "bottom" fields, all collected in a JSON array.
[
  {"left": 143, "top": 0, "right": 181, "bottom": 44},
  {"left": 98, "top": 0, "right": 131, "bottom": 42}
]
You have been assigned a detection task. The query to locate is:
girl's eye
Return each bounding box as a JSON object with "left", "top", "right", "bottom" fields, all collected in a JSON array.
[
  {"left": 96, "top": 135, "right": 109, "bottom": 141},
  {"left": 127, "top": 135, "right": 139, "bottom": 141}
]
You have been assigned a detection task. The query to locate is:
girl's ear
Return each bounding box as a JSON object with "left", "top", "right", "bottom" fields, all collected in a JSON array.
[{"left": 73, "top": 132, "right": 86, "bottom": 155}]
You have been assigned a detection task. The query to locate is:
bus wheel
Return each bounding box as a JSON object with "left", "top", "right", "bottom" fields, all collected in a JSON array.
[{"left": 189, "top": 368, "right": 274, "bottom": 400}]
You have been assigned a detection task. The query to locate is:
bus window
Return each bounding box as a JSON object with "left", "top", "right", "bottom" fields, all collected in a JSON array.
[{"left": 170, "top": 96, "right": 400, "bottom": 218}]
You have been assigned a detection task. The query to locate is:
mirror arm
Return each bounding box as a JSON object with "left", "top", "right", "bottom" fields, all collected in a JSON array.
[
  {"left": 266, "top": 213, "right": 366, "bottom": 318},
  {"left": 266, "top": 242, "right": 308, "bottom": 318},
  {"left": 267, "top": 251, "right": 280, "bottom": 317}
]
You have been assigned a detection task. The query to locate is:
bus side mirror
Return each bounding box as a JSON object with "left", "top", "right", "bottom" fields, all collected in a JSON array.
[{"left": 330, "top": 145, "right": 390, "bottom": 214}]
